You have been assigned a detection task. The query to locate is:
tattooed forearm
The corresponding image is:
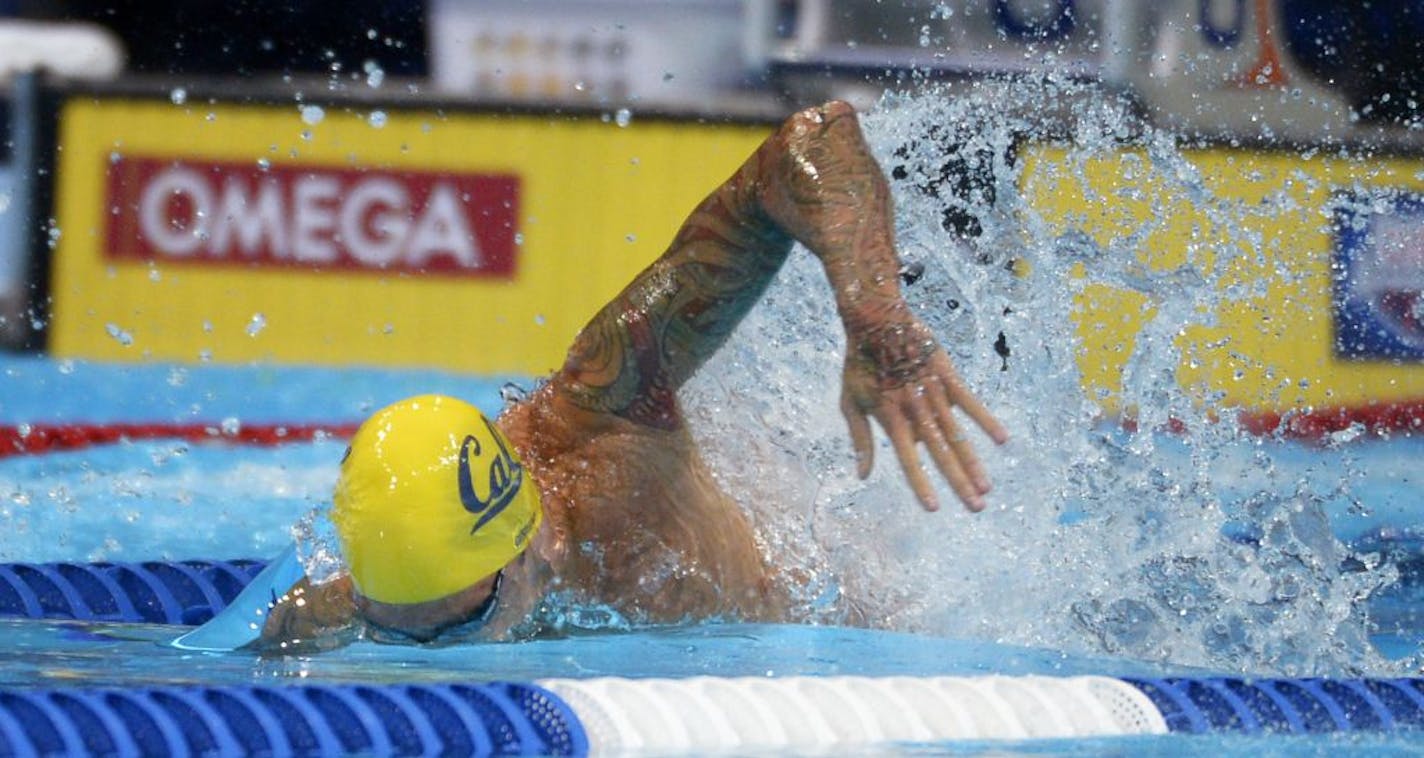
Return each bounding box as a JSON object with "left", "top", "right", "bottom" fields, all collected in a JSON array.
[
  {"left": 561, "top": 183, "right": 793, "bottom": 428},
  {"left": 560, "top": 100, "right": 915, "bottom": 428},
  {"left": 757, "top": 102, "right": 905, "bottom": 327}
]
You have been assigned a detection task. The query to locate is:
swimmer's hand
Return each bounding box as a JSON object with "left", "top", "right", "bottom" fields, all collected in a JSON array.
[
  {"left": 250, "top": 575, "right": 359, "bottom": 654},
  {"left": 752, "top": 100, "right": 1008, "bottom": 511},
  {"left": 841, "top": 314, "right": 1008, "bottom": 512}
]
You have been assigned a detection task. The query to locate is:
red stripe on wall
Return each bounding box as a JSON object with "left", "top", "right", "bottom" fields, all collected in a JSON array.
[
  {"left": 0, "top": 422, "right": 360, "bottom": 458},
  {"left": 1239, "top": 402, "right": 1424, "bottom": 440},
  {"left": 0, "top": 402, "right": 1419, "bottom": 459}
]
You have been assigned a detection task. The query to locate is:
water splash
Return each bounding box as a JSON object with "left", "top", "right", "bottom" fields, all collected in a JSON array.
[{"left": 684, "top": 78, "right": 1403, "bottom": 676}]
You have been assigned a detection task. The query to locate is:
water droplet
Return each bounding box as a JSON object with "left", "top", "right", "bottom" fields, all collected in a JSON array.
[
  {"left": 300, "top": 105, "right": 325, "bottom": 125},
  {"left": 256, "top": 158, "right": 271, "bottom": 171},
  {"left": 245, "top": 313, "right": 267, "bottom": 337},
  {"left": 170, "top": 88, "right": 187, "bottom": 105},
  {"left": 500, "top": 382, "right": 529, "bottom": 405},
  {"left": 1328, "top": 423, "right": 1364, "bottom": 445},
  {"left": 368, "top": 110, "right": 387, "bottom": 128},
  {"left": 220, "top": 417, "right": 241, "bottom": 435},
  {"left": 615, "top": 108, "right": 632, "bottom": 127},
  {"left": 105, "top": 323, "right": 134, "bottom": 346},
  {"left": 363, "top": 59, "right": 385, "bottom": 88}
]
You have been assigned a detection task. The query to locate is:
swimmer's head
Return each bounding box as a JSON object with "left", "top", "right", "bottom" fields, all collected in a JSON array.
[{"left": 331, "top": 394, "right": 542, "bottom": 606}]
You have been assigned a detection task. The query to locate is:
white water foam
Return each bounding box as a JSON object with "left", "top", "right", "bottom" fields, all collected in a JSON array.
[{"left": 683, "top": 80, "right": 1406, "bottom": 677}]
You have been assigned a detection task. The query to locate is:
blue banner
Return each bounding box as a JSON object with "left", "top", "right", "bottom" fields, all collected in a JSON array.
[{"left": 1333, "top": 190, "right": 1424, "bottom": 361}]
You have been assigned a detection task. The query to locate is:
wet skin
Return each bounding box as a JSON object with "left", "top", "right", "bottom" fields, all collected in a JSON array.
[{"left": 259, "top": 101, "right": 1008, "bottom": 648}]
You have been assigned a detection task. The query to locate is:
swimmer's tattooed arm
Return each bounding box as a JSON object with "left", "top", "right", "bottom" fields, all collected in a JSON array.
[{"left": 559, "top": 100, "right": 1007, "bottom": 511}]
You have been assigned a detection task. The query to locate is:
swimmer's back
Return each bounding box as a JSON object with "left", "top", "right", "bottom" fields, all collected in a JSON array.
[{"left": 499, "top": 379, "right": 784, "bottom": 622}]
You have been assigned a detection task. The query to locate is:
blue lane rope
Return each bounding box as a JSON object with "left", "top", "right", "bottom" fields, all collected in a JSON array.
[
  {"left": 2, "top": 676, "right": 1424, "bottom": 755},
  {"left": 6, "top": 561, "right": 1424, "bottom": 748},
  {"left": 0, "top": 567, "right": 43, "bottom": 619},
  {"left": 1124, "top": 677, "right": 1424, "bottom": 734},
  {"left": 0, "top": 559, "right": 266, "bottom": 625},
  {"left": 0, "top": 683, "right": 586, "bottom": 757}
]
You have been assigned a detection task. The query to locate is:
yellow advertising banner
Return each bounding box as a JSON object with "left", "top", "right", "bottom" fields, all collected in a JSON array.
[
  {"left": 1023, "top": 144, "right": 1424, "bottom": 420},
  {"left": 47, "top": 97, "right": 1424, "bottom": 427},
  {"left": 49, "top": 97, "right": 772, "bottom": 374}
]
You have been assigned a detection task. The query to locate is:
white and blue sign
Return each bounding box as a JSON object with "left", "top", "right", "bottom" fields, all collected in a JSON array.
[{"left": 1333, "top": 191, "right": 1424, "bottom": 361}]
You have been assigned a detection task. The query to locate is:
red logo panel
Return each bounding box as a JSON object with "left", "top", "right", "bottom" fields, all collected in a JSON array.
[{"left": 104, "top": 157, "right": 520, "bottom": 277}]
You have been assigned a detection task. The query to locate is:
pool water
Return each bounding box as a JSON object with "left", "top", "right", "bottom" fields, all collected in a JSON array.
[
  {"left": 0, "top": 355, "right": 1419, "bottom": 667},
  {"left": 0, "top": 621, "right": 1203, "bottom": 691}
]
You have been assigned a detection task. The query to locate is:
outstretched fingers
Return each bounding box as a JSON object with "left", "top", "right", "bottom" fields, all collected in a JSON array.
[
  {"left": 879, "top": 409, "right": 941, "bottom": 511},
  {"left": 926, "top": 385, "right": 990, "bottom": 496},
  {"left": 841, "top": 392, "right": 875, "bottom": 479},
  {"left": 908, "top": 393, "right": 984, "bottom": 511},
  {"left": 934, "top": 353, "right": 1009, "bottom": 444},
  {"left": 841, "top": 349, "right": 1008, "bottom": 513}
]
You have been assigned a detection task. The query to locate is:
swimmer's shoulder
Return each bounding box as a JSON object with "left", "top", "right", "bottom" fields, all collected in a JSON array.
[{"left": 502, "top": 375, "right": 686, "bottom": 450}]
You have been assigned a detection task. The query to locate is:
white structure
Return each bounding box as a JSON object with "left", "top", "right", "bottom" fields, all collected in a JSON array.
[
  {"left": 541, "top": 674, "right": 1167, "bottom": 752},
  {"left": 428, "top": 0, "right": 756, "bottom": 107},
  {"left": 0, "top": 22, "right": 124, "bottom": 347}
]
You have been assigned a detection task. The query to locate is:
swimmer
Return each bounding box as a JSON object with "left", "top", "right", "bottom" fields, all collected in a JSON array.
[{"left": 256, "top": 100, "right": 1008, "bottom": 649}]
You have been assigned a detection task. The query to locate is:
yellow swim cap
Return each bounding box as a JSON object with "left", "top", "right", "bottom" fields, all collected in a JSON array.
[{"left": 332, "top": 394, "right": 542, "bottom": 605}]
